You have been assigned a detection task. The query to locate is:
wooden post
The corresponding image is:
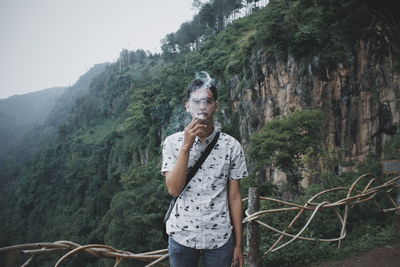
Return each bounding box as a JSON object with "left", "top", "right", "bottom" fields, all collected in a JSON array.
[
  {"left": 246, "top": 187, "right": 261, "bottom": 267},
  {"left": 396, "top": 179, "right": 400, "bottom": 239}
]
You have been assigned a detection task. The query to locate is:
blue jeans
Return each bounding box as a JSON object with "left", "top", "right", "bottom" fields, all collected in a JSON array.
[{"left": 168, "top": 235, "right": 234, "bottom": 267}]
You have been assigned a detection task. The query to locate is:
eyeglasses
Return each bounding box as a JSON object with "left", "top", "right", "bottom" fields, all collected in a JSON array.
[{"left": 190, "top": 98, "right": 215, "bottom": 106}]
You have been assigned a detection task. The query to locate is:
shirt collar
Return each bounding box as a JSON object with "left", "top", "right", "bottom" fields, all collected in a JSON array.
[{"left": 194, "top": 127, "right": 218, "bottom": 145}]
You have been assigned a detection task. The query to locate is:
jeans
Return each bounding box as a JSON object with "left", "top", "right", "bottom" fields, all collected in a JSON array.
[{"left": 168, "top": 234, "right": 234, "bottom": 267}]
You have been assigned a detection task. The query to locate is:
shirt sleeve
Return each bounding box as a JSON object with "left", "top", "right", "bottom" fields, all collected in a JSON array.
[
  {"left": 161, "top": 135, "right": 176, "bottom": 174},
  {"left": 229, "top": 140, "right": 248, "bottom": 180}
]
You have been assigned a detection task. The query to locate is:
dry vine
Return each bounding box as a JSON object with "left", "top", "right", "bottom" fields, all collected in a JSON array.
[
  {"left": 244, "top": 174, "right": 400, "bottom": 254},
  {"left": 0, "top": 241, "right": 168, "bottom": 267},
  {"left": 0, "top": 174, "right": 399, "bottom": 266}
]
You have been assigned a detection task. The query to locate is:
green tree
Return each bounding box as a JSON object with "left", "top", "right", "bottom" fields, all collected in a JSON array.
[
  {"left": 383, "top": 129, "right": 400, "bottom": 160},
  {"left": 250, "top": 110, "right": 325, "bottom": 193},
  {"left": 100, "top": 160, "right": 169, "bottom": 253}
]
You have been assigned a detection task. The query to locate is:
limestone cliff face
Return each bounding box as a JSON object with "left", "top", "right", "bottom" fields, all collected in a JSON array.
[{"left": 228, "top": 38, "right": 399, "bottom": 183}]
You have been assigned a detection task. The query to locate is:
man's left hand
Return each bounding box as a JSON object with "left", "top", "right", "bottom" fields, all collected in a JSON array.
[{"left": 232, "top": 246, "right": 244, "bottom": 267}]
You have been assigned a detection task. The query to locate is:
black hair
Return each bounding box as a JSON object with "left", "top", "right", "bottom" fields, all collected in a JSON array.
[{"left": 186, "top": 71, "right": 218, "bottom": 101}]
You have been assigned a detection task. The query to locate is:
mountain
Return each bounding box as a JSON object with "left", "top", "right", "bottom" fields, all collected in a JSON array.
[
  {"left": 0, "top": 87, "right": 66, "bottom": 126},
  {"left": 0, "top": 87, "right": 66, "bottom": 163},
  {"left": 45, "top": 63, "right": 110, "bottom": 129},
  {"left": 0, "top": 1, "right": 399, "bottom": 266},
  {"left": 0, "top": 63, "right": 108, "bottom": 166}
]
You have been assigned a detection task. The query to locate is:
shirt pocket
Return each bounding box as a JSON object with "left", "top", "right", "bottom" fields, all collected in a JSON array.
[{"left": 211, "top": 162, "right": 229, "bottom": 188}]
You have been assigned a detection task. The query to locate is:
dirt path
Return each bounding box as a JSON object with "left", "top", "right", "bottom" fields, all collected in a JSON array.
[{"left": 314, "top": 244, "right": 400, "bottom": 267}]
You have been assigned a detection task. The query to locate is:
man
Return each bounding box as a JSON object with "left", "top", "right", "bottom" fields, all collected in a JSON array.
[{"left": 161, "top": 71, "right": 248, "bottom": 267}]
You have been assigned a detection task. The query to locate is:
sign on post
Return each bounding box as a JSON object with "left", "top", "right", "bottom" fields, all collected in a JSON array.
[{"left": 382, "top": 160, "right": 400, "bottom": 174}]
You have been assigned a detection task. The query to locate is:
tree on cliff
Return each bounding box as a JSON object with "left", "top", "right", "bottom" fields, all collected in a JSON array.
[{"left": 250, "top": 110, "right": 325, "bottom": 194}]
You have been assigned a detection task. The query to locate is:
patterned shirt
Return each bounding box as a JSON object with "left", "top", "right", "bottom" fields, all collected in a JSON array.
[{"left": 161, "top": 128, "right": 248, "bottom": 249}]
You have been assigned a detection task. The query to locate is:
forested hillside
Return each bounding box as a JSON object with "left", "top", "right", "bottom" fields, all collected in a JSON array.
[
  {"left": 0, "top": 87, "right": 66, "bottom": 164},
  {"left": 1, "top": 0, "right": 399, "bottom": 266},
  {"left": 0, "top": 63, "right": 108, "bottom": 167}
]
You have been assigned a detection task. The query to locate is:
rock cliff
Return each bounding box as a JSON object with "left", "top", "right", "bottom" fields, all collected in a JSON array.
[{"left": 229, "top": 37, "right": 399, "bottom": 184}]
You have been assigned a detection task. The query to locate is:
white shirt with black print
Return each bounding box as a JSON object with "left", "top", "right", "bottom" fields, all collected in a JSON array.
[{"left": 161, "top": 128, "right": 248, "bottom": 249}]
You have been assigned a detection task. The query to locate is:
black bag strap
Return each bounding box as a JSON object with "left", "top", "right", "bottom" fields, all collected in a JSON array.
[{"left": 181, "top": 131, "right": 220, "bottom": 192}]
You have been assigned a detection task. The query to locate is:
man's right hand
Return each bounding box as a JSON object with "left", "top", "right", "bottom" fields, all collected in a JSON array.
[{"left": 182, "top": 118, "right": 207, "bottom": 150}]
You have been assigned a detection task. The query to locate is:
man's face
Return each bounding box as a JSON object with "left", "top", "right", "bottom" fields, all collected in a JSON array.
[{"left": 186, "top": 88, "right": 217, "bottom": 121}]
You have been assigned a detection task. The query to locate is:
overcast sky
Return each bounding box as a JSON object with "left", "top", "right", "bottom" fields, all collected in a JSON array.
[{"left": 0, "top": 0, "right": 197, "bottom": 99}]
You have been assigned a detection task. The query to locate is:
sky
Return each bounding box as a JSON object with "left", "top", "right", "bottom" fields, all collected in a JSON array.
[{"left": 0, "top": 0, "right": 198, "bottom": 99}]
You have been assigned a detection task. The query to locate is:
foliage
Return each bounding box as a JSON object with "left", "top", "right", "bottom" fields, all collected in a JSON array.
[
  {"left": 99, "top": 160, "right": 169, "bottom": 255},
  {"left": 161, "top": 0, "right": 248, "bottom": 56},
  {"left": 250, "top": 110, "right": 325, "bottom": 193},
  {"left": 383, "top": 128, "right": 400, "bottom": 160},
  {"left": 0, "top": 63, "right": 108, "bottom": 167},
  {"left": 253, "top": 0, "right": 378, "bottom": 66},
  {"left": 0, "top": 87, "right": 66, "bottom": 166},
  {"left": 254, "top": 146, "right": 399, "bottom": 266},
  {"left": 258, "top": 169, "right": 398, "bottom": 266}
]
